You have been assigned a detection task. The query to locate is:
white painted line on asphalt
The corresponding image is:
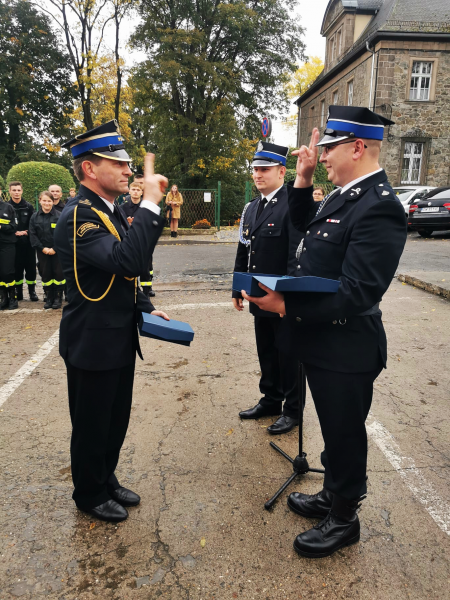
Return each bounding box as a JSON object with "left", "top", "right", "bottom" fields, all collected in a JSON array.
[
  {"left": 166, "top": 302, "right": 233, "bottom": 310},
  {"left": 367, "top": 418, "right": 450, "bottom": 536},
  {"left": 0, "top": 308, "right": 46, "bottom": 314},
  {"left": 0, "top": 330, "right": 59, "bottom": 409}
]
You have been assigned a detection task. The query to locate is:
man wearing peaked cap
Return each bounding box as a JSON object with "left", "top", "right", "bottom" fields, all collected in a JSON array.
[
  {"left": 232, "top": 140, "right": 303, "bottom": 435},
  {"left": 55, "top": 120, "right": 169, "bottom": 522},
  {"left": 242, "top": 106, "right": 407, "bottom": 557}
]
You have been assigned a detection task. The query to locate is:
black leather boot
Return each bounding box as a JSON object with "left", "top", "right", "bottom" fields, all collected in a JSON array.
[
  {"left": 288, "top": 487, "right": 333, "bottom": 519},
  {"left": 28, "top": 284, "right": 39, "bottom": 302},
  {"left": 293, "top": 494, "right": 364, "bottom": 559},
  {"left": 0, "top": 289, "right": 8, "bottom": 310},
  {"left": 16, "top": 285, "right": 23, "bottom": 301},
  {"left": 8, "top": 287, "right": 18, "bottom": 310},
  {"left": 44, "top": 287, "right": 54, "bottom": 310},
  {"left": 52, "top": 287, "right": 63, "bottom": 309}
]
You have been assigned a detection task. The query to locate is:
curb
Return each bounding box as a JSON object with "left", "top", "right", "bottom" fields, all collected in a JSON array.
[{"left": 397, "top": 273, "right": 450, "bottom": 301}]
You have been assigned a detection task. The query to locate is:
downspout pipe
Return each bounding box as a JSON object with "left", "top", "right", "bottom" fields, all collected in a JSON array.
[{"left": 366, "top": 40, "right": 376, "bottom": 110}]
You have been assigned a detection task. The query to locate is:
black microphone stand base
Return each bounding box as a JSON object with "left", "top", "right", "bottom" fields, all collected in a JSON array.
[{"left": 264, "top": 364, "right": 324, "bottom": 511}]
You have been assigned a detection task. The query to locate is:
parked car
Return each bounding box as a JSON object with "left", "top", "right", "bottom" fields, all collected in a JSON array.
[
  {"left": 408, "top": 187, "right": 450, "bottom": 237},
  {"left": 393, "top": 186, "right": 436, "bottom": 217}
]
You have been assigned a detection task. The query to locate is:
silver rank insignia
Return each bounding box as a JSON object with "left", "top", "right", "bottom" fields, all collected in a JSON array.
[
  {"left": 382, "top": 191, "right": 390, "bottom": 196},
  {"left": 271, "top": 198, "right": 277, "bottom": 204}
]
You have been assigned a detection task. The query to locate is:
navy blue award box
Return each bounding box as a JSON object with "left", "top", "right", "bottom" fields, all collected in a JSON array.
[
  {"left": 232, "top": 272, "right": 340, "bottom": 297},
  {"left": 139, "top": 313, "right": 195, "bottom": 346}
]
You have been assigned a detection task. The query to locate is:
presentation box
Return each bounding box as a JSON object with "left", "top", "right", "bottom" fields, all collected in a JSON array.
[
  {"left": 232, "top": 272, "right": 340, "bottom": 296},
  {"left": 139, "top": 313, "right": 194, "bottom": 347}
]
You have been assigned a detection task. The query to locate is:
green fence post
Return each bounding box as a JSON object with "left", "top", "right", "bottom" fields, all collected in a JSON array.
[
  {"left": 217, "top": 181, "right": 221, "bottom": 231},
  {"left": 245, "top": 180, "right": 251, "bottom": 205}
]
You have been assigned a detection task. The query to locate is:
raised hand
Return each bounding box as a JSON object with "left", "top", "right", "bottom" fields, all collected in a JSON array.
[
  {"left": 291, "top": 128, "right": 320, "bottom": 188},
  {"left": 143, "top": 153, "right": 168, "bottom": 205}
]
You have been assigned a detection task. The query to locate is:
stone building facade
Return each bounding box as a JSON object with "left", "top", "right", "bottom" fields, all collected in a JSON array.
[{"left": 296, "top": 0, "right": 450, "bottom": 187}]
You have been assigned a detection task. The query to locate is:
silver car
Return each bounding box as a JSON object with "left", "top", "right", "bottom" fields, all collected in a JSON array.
[{"left": 393, "top": 186, "right": 436, "bottom": 217}]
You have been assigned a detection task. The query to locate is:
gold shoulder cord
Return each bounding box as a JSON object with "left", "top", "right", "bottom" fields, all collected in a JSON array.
[{"left": 73, "top": 205, "right": 136, "bottom": 302}]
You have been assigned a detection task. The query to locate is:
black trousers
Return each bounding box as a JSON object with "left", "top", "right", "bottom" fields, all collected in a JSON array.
[
  {"left": 140, "top": 257, "right": 153, "bottom": 289},
  {"left": 37, "top": 250, "right": 64, "bottom": 286},
  {"left": 255, "top": 316, "right": 299, "bottom": 418},
  {"left": 304, "top": 362, "right": 383, "bottom": 500},
  {"left": 14, "top": 242, "right": 36, "bottom": 285},
  {"left": 66, "top": 360, "right": 136, "bottom": 509},
  {"left": 0, "top": 242, "right": 15, "bottom": 287}
]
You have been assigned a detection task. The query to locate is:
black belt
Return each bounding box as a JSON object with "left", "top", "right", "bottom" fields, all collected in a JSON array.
[{"left": 357, "top": 303, "right": 380, "bottom": 317}]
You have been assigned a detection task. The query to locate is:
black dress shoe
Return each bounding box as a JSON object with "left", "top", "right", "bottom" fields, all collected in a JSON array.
[
  {"left": 239, "top": 403, "right": 281, "bottom": 420},
  {"left": 287, "top": 487, "right": 333, "bottom": 519},
  {"left": 293, "top": 511, "right": 360, "bottom": 558},
  {"left": 82, "top": 499, "right": 128, "bottom": 522},
  {"left": 110, "top": 486, "right": 141, "bottom": 507},
  {"left": 267, "top": 415, "right": 299, "bottom": 435},
  {"left": 293, "top": 495, "right": 363, "bottom": 558}
]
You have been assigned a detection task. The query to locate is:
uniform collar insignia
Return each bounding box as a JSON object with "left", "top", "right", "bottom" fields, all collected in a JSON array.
[
  {"left": 271, "top": 198, "right": 278, "bottom": 203},
  {"left": 79, "top": 199, "right": 92, "bottom": 206},
  {"left": 350, "top": 188, "right": 361, "bottom": 195}
]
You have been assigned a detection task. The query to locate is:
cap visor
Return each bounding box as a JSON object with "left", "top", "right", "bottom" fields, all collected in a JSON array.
[
  {"left": 316, "top": 134, "right": 350, "bottom": 147},
  {"left": 92, "top": 149, "right": 132, "bottom": 162},
  {"left": 251, "top": 160, "right": 281, "bottom": 167}
]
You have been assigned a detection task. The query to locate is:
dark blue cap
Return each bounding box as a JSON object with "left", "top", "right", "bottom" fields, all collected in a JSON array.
[
  {"left": 317, "top": 106, "right": 395, "bottom": 146},
  {"left": 62, "top": 120, "right": 131, "bottom": 162}
]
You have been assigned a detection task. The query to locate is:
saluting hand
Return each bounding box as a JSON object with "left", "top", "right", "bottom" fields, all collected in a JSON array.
[
  {"left": 143, "top": 153, "right": 168, "bottom": 205},
  {"left": 291, "top": 128, "right": 320, "bottom": 189}
]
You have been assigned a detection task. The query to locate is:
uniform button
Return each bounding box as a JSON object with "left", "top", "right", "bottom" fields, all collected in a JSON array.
[
  {"left": 152, "top": 220, "right": 158, "bottom": 226},
  {"left": 251, "top": 251, "right": 255, "bottom": 255},
  {"left": 306, "top": 231, "right": 310, "bottom": 236},
  {"left": 302, "top": 247, "right": 306, "bottom": 253},
  {"left": 252, "top": 236, "right": 255, "bottom": 240},
  {"left": 332, "top": 320, "right": 337, "bottom": 325},
  {"left": 252, "top": 265, "right": 256, "bottom": 269},
  {"left": 317, "top": 231, "right": 320, "bottom": 234},
  {"left": 296, "top": 317, "right": 302, "bottom": 322},
  {"left": 297, "top": 265, "right": 301, "bottom": 270},
  {"left": 323, "top": 233, "right": 328, "bottom": 238}
]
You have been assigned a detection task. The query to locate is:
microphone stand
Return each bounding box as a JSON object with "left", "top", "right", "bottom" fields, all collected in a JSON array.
[{"left": 264, "top": 362, "right": 324, "bottom": 510}]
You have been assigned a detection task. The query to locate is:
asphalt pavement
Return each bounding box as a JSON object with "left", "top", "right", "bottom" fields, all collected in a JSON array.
[{"left": 0, "top": 233, "right": 449, "bottom": 599}]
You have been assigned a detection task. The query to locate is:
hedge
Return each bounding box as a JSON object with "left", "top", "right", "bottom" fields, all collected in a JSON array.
[{"left": 6, "top": 162, "right": 75, "bottom": 206}]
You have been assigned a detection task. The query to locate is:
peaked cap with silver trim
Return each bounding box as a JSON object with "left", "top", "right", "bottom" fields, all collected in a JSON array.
[
  {"left": 317, "top": 106, "right": 395, "bottom": 147},
  {"left": 252, "top": 140, "right": 289, "bottom": 167},
  {"left": 62, "top": 119, "right": 131, "bottom": 162}
]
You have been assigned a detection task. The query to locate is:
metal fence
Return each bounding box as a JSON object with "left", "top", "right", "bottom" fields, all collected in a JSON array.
[{"left": 164, "top": 184, "right": 221, "bottom": 230}]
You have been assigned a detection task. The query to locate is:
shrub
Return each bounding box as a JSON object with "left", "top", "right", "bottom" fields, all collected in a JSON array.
[
  {"left": 0, "top": 175, "right": 5, "bottom": 190},
  {"left": 192, "top": 219, "right": 211, "bottom": 229},
  {"left": 6, "top": 162, "right": 75, "bottom": 206}
]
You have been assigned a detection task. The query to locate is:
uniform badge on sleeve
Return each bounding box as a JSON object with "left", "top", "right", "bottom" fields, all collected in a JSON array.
[{"left": 77, "top": 222, "right": 99, "bottom": 237}]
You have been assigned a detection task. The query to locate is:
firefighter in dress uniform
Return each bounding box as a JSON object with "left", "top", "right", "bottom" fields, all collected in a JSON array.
[
  {"left": 8, "top": 181, "right": 38, "bottom": 303},
  {"left": 54, "top": 120, "right": 169, "bottom": 523},
  {"left": 233, "top": 141, "right": 303, "bottom": 435},
  {"left": 0, "top": 198, "right": 18, "bottom": 310},
  {"left": 242, "top": 106, "right": 407, "bottom": 558}
]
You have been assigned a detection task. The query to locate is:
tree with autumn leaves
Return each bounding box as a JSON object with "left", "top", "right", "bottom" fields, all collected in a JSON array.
[{"left": 0, "top": 0, "right": 74, "bottom": 176}]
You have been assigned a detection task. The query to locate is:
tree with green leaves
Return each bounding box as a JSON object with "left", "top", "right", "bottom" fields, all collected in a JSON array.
[
  {"left": 0, "top": 0, "right": 75, "bottom": 176},
  {"left": 130, "top": 0, "right": 305, "bottom": 220}
]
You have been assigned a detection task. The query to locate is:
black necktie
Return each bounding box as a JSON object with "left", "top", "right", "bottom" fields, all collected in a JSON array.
[{"left": 256, "top": 197, "right": 268, "bottom": 220}]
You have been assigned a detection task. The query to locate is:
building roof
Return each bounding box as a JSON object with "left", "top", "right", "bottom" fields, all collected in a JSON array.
[{"left": 298, "top": 0, "right": 450, "bottom": 105}]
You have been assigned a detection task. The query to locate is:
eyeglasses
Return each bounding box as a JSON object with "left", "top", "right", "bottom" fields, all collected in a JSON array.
[{"left": 320, "top": 139, "right": 368, "bottom": 156}]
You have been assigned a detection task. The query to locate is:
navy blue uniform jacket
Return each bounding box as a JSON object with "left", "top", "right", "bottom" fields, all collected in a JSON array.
[
  {"left": 278, "top": 170, "right": 407, "bottom": 372},
  {"left": 233, "top": 185, "right": 303, "bottom": 317},
  {"left": 54, "top": 185, "right": 165, "bottom": 371}
]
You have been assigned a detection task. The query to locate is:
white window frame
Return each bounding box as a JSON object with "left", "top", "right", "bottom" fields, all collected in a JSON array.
[
  {"left": 332, "top": 89, "right": 339, "bottom": 105},
  {"left": 409, "top": 61, "right": 433, "bottom": 101},
  {"left": 320, "top": 100, "right": 325, "bottom": 127},
  {"left": 347, "top": 80, "right": 354, "bottom": 106},
  {"left": 337, "top": 29, "right": 342, "bottom": 56},
  {"left": 330, "top": 35, "right": 336, "bottom": 62},
  {"left": 401, "top": 142, "right": 424, "bottom": 184}
]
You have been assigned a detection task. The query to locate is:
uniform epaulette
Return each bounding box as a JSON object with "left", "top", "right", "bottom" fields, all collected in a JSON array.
[{"left": 375, "top": 184, "right": 395, "bottom": 200}]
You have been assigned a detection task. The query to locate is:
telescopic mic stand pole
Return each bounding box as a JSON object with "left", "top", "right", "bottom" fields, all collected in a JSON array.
[{"left": 264, "top": 362, "right": 324, "bottom": 510}]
